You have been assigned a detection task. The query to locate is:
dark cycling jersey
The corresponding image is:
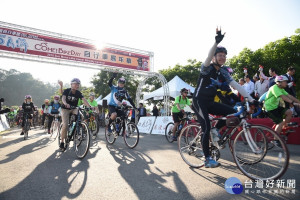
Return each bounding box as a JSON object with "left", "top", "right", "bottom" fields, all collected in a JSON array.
[{"left": 194, "top": 64, "right": 233, "bottom": 101}]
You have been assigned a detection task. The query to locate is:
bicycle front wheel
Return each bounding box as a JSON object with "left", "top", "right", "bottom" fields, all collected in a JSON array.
[
  {"left": 232, "top": 125, "right": 289, "bottom": 180},
  {"left": 165, "top": 122, "right": 174, "bottom": 143},
  {"left": 178, "top": 124, "right": 204, "bottom": 168},
  {"left": 89, "top": 119, "right": 99, "bottom": 137},
  {"left": 50, "top": 121, "right": 59, "bottom": 139},
  {"left": 74, "top": 122, "right": 90, "bottom": 159},
  {"left": 105, "top": 123, "right": 117, "bottom": 144},
  {"left": 123, "top": 122, "right": 139, "bottom": 149},
  {"left": 24, "top": 121, "right": 30, "bottom": 140}
]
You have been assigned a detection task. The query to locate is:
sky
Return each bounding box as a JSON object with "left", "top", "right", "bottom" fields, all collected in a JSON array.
[{"left": 0, "top": 0, "right": 299, "bottom": 87}]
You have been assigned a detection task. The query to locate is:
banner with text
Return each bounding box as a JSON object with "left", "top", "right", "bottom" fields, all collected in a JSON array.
[
  {"left": 137, "top": 116, "right": 156, "bottom": 134},
  {"left": 151, "top": 116, "right": 173, "bottom": 135},
  {"left": 0, "top": 27, "right": 151, "bottom": 71}
]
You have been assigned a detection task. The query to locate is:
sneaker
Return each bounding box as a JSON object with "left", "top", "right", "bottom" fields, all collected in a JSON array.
[
  {"left": 20, "top": 132, "right": 24, "bottom": 135},
  {"left": 204, "top": 157, "right": 220, "bottom": 168},
  {"left": 172, "top": 136, "right": 177, "bottom": 141},
  {"left": 59, "top": 142, "right": 65, "bottom": 151}
]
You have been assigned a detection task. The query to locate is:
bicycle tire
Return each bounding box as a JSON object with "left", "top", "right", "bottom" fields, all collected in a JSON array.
[
  {"left": 50, "top": 121, "right": 59, "bottom": 139},
  {"left": 24, "top": 120, "right": 30, "bottom": 140},
  {"left": 105, "top": 122, "right": 117, "bottom": 144},
  {"left": 123, "top": 122, "right": 140, "bottom": 149},
  {"left": 232, "top": 125, "right": 289, "bottom": 180},
  {"left": 74, "top": 122, "right": 90, "bottom": 159},
  {"left": 165, "top": 122, "right": 175, "bottom": 143},
  {"left": 58, "top": 123, "right": 64, "bottom": 147},
  {"left": 178, "top": 124, "right": 204, "bottom": 168}
]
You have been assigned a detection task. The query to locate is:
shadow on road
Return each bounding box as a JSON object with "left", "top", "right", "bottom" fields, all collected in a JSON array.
[
  {"left": 106, "top": 144, "right": 194, "bottom": 200},
  {"left": 0, "top": 145, "right": 100, "bottom": 200}
]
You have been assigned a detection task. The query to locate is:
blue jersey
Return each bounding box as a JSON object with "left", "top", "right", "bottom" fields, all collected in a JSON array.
[
  {"left": 49, "top": 102, "right": 61, "bottom": 114},
  {"left": 109, "top": 85, "right": 131, "bottom": 107}
]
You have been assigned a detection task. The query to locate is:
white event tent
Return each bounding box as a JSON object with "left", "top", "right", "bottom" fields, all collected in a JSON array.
[
  {"left": 143, "top": 75, "right": 195, "bottom": 100},
  {"left": 96, "top": 93, "right": 132, "bottom": 106}
]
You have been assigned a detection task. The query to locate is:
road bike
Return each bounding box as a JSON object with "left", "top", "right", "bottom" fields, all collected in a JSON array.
[
  {"left": 178, "top": 99, "right": 289, "bottom": 180},
  {"left": 165, "top": 112, "right": 196, "bottom": 143},
  {"left": 105, "top": 102, "right": 139, "bottom": 149},
  {"left": 58, "top": 106, "right": 90, "bottom": 159}
]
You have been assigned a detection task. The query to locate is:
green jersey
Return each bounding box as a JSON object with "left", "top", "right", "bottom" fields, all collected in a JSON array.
[
  {"left": 88, "top": 99, "right": 98, "bottom": 107},
  {"left": 171, "top": 95, "right": 191, "bottom": 113},
  {"left": 264, "top": 84, "right": 288, "bottom": 111}
]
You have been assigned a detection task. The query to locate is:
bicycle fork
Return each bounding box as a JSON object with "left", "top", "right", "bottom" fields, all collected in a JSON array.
[{"left": 242, "top": 123, "right": 263, "bottom": 154}]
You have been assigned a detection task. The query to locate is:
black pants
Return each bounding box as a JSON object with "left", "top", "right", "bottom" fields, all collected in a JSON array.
[
  {"left": 192, "top": 98, "right": 235, "bottom": 158},
  {"left": 42, "top": 113, "right": 48, "bottom": 126}
]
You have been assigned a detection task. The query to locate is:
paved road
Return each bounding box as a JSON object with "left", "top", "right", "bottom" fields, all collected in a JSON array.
[{"left": 0, "top": 127, "right": 299, "bottom": 200}]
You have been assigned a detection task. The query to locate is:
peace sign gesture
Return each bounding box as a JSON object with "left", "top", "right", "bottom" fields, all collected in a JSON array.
[{"left": 215, "top": 27, "right": 225, "bottom": 44}]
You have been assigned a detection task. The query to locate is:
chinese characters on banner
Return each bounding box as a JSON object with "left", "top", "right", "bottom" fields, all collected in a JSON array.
[{"left": 0, "top": 27, "right": 151, "bottom": 71}]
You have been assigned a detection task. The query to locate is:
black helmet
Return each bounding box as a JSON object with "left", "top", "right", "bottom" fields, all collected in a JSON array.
[
  {"left": 180, "top": 88, "right": 188, "bottom": 93},
  {"left": 214, "top": 46, "right": 227, "bottom": 56}
]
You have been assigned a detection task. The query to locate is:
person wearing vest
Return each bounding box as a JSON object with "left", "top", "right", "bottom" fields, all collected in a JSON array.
[{"left": 48, "top": 95, "right": 62, "bottom": 134}]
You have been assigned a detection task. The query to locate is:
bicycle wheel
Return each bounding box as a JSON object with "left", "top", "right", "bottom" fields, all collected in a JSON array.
[
  {"left": 105, "top": 122, "right": 117, "bottom": 144},
  {"left": 24, "top": 121, "right": 30, "bottom": 140},
  {"left": 123, "top": 122, "right": 139, "bottom": 149},
  {"left": 74, "top": 122, "right": 90, "bottom": 159},
  {"left": 58, "top": 123, "right": 64, "bottom": 147},
  {"left": 232, "top": 125, "right": 289, "bottom": 180},
  {"left": 50, "top": 121, "right": 59, "bottom": 139},
  {"left": 90, "top": 118, "right": 98, "bottom": 136},
  {"left": 178, "top": 124, "right": 204, "bottom": 168},
  {"left": 165, "top": 122, "right": 174, "bottom": 143}
]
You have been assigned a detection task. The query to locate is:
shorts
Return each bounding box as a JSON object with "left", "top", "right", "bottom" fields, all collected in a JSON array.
[
  {"left": 266, "top": 107, "right": 288, "bottom": 124},
  {"left": 172, "top": 112, "right": 184, "bottom": 123},
  {"left": 109, "top": 105, "right": 124, "bottom": 117}
]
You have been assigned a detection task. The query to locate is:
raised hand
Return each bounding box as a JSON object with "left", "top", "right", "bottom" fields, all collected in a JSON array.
[{"left": 215, "top": 27, "right": 225, "bottom": 44}]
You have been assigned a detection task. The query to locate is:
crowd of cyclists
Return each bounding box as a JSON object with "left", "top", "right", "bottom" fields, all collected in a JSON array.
[{"left": 2, "top": 28, "right": 300, "bottom": 171}]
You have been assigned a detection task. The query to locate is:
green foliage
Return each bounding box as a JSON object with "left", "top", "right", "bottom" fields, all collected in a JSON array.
[
  {"left": 295, "top": 28, "right": 300, "bottom": 34},
  {"left": 0, "top": 69, "right": 59, "bottom": 107}
]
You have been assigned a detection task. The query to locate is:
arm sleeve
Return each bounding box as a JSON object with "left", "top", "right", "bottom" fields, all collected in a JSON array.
[
  {"left": 229, "top": 80, "right": 254, "bottom": 102},
  {"left": 259, "top": 71, "right": 268, "bottom": 80},
  {"left": 108, "top": 77, "right": 114, "bottom": 87},
  {"left": 203, "top": 42, "right": 218, "bottom": 67}
]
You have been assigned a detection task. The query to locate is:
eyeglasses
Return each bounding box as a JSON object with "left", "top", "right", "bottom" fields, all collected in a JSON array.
[{"left": 183, "top": 92, "right": 188, "bottom": 94}]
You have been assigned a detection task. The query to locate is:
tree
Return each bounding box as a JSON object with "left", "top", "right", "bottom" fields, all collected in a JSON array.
[{"left": 295, "top": 28, "right": 300, "bottom": 34}]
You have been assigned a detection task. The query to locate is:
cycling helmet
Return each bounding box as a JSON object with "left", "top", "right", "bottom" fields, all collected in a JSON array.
[
  {"left": 44, "top": 99, "right": 49, "bottom": 103},
  {"left": 118, "top": 77, "right": 126, "bottom": 84},
  {"left": 54, "top": 95, "right": 60, "bottom": 100},
  {"left": 89, "top": 92, "right": 95, "bottom": 97},
  {"left": 71, "top": 78, "right": 81, "bottom": 84},
  {"left": 275, "top": 75, "right": 288, "bottom": 82},
  {"left": 180, "top": 88, "right": 188, "bottom": 93},
  {"left": 214, "top": 46, "right": 227, "bottom": 55},
  {"left": 25, "top": 95, "right": 32, "bottom": 99}
]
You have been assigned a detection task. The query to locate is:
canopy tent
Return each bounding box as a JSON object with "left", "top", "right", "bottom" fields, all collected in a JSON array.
[{"left": 143, "top": 76, "right": 195, "bottom": 100}]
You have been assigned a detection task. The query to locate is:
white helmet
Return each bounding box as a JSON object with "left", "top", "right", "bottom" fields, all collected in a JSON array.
[{"left": 275, "top": 75, "right": 288, "bottom": 82}]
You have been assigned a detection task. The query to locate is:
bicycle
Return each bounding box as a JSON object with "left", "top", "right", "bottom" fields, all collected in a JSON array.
[
  {"left": 178, "top": 99, "right": 289, "bottom": 181},
  {"left": 49, "top": 114, "right": 61, "bottom": 140},
  {"left": 105, "top": 102, "right": 140, "bottom": 149},
  {"left": 165, "top": 112, "right": 195, "bottom": 143},
  {"left": 23, "top": 112, "right": 31, "bottom": 140},
  {"left": 58, "top": 106, "right": 90, "bottom": 159},
  {"left": 87, "top": 111, "right": 99, "bottom": 139}
]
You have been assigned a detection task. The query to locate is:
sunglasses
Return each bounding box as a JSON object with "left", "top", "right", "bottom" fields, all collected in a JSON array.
[{"left": 183, "top": 91, "right": 188, "bottom": 94}]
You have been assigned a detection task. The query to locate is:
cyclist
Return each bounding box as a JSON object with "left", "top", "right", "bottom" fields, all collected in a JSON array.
[
  {"left": 60, "top": 78, "right": 91, "bottom": 151},
  {"left": 87, "top": 92, "right": 99, "bottom": 114},
  {"left": 107, "top": 73, "right": 136, "bottom": 132},
  {"left": 41, "top": 99, "right": 50, "bottom": 127},
  {"left": 264, "top": 75, "right": 300, "bottom": 134},
  {"left": 171, "top": 88, "right": 192, "bottom": 141},
  {"left": 48, "top": 95, "right": 61, "bottom": 134},
  {"left": 192, "top": 28, "right": 254, "bottom": 168},
  {"left": 20, "top": 95, "right": 36, "bottom": 135}
]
